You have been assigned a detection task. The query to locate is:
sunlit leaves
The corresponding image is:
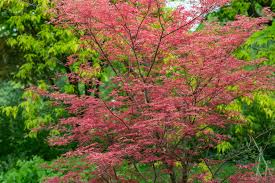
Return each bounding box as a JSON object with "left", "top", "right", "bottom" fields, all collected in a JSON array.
[
  {"left": 235, "top": 21, "right": 275, "bottom": 65},
  {"left": 217, "top": 141, "right": 233, "bottom": 154}
]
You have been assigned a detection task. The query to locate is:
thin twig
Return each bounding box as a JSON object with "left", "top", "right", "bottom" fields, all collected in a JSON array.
[{"left": 101, "top": 99, "right": 130, "bottom": 130}]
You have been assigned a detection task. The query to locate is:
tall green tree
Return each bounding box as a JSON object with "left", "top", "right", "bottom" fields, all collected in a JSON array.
[
  {"left": 208, "top": 0, "right": 275, "bottom": 22},
  {"left": 207, "top": 0, "right": 275, "bottom": 160},
  {"left": 0, "top": 0, "right": 97, "bottom": 166}
]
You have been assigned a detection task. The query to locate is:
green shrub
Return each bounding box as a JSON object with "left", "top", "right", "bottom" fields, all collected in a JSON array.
[{"left": 0, "top": 156, "right": 57, "bottom": 183}]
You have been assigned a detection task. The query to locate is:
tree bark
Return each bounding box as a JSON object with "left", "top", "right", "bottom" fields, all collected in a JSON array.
[
  {"left": 181, "top": 165, "right": 188, "bottom": 183},
  {"left": 169, "top": 167, "right": 177, "bottom": 183}
]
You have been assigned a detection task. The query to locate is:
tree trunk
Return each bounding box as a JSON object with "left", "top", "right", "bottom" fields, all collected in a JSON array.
[
  {"left": 181, "top": 166, "right": 188, "bottom": 183},
  {"left": 169, "top": 168, "right": 177, "bottom": 183}
]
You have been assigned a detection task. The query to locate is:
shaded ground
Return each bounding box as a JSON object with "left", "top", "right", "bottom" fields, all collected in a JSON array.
[{"left": 0, "top": 39, "right": 21, "bottom": 79}]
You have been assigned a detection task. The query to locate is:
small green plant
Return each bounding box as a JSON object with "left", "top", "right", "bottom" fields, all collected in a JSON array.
[{"left": 0, "top": 156, "right": 57, "bottom": 183}]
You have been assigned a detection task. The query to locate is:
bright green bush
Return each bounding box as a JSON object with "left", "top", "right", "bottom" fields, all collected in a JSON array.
[{"left": 0, "top": 156, "right": 58, "bottom": 183}]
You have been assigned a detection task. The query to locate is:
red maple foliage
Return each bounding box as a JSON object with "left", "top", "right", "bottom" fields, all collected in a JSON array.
[
  {"left": 46, "top": 0, "right": 273, "bottom": 182},
  {"left": 229, "top": 163, "right": 275, "bottom": 183}
]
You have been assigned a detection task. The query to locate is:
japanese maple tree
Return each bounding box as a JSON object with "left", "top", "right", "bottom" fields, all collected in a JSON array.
[{"left": 46, "top": 0, "right": 273, "bottom": 182}]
